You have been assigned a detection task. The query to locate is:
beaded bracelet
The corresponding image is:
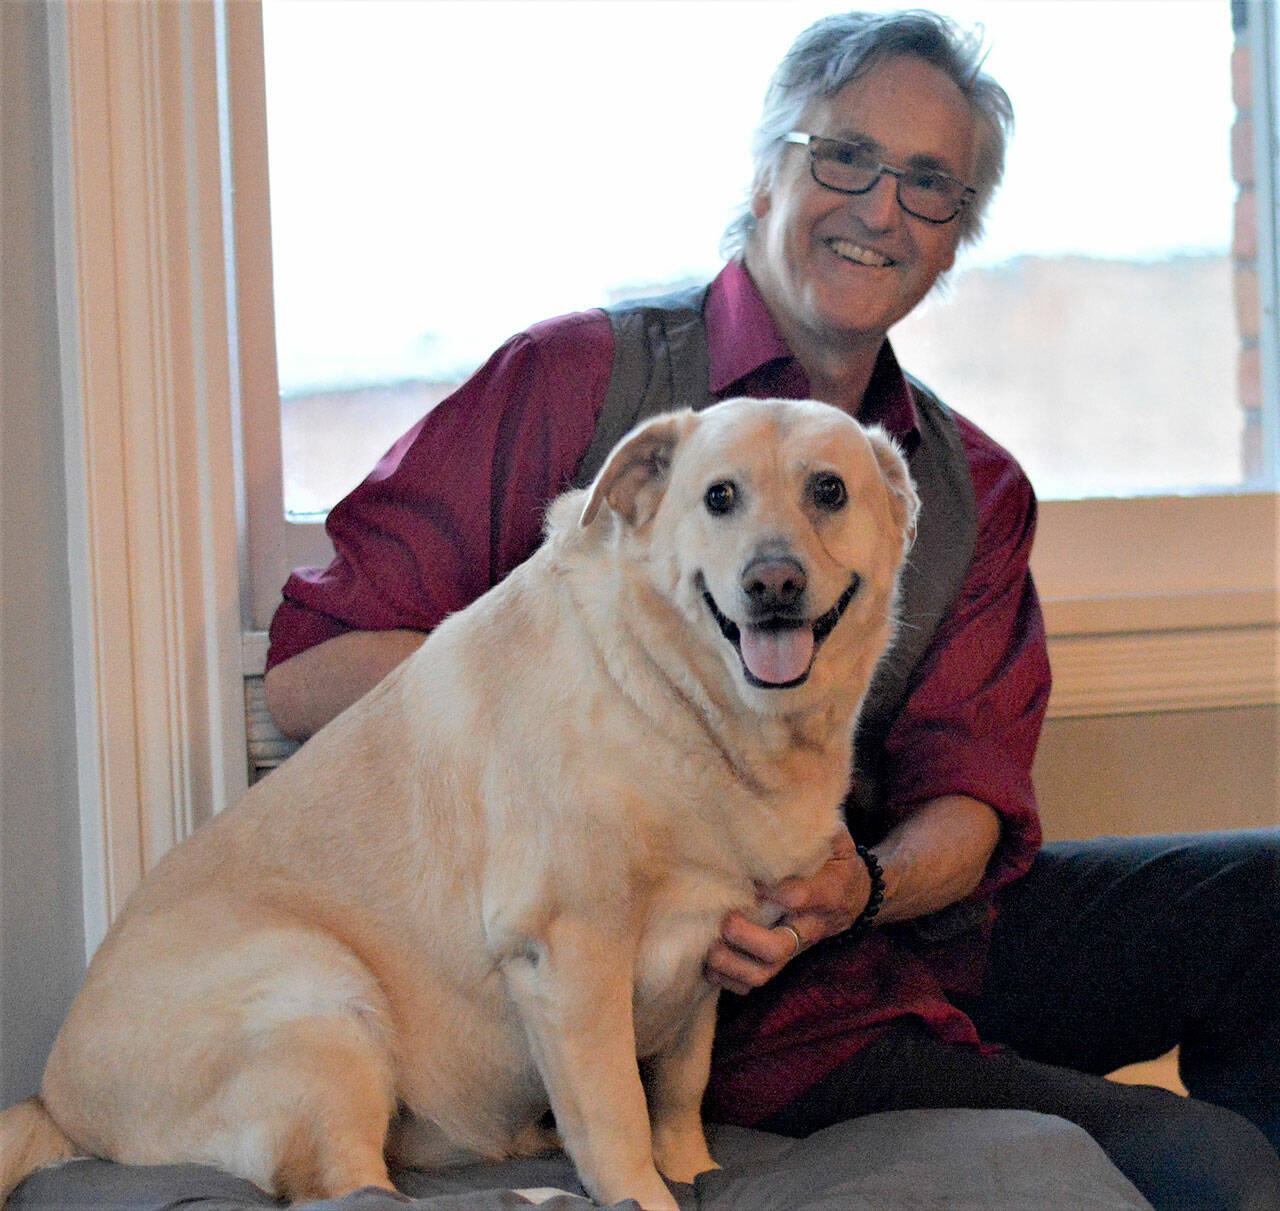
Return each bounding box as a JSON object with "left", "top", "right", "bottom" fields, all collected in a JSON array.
[{"left": 845, "top": 843, "right": 885, "bottom": 942}]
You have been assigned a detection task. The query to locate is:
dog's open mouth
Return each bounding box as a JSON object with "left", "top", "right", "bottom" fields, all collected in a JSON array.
[{"left": 702, "top": 576, "right": 861, "bottom": 689}]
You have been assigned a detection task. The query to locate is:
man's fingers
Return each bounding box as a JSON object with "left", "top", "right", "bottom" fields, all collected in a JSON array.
[
  {"left": 706, "top": 830, "right": 872, "bottom": 996},
  {"left": 705, "top": 915, "right": 812, "bottom": 993},
  {"left": 720, "top": 914, "right": 799, "bottom": 964},
  {"left": 776, "top": 922, "right": 804, "bottom": 957},
  {"left": 765, "top": 852, "right": 871, "bottom": 936},
  {"left": 704, "top": 938, "right": 775, "bottom": 992}
]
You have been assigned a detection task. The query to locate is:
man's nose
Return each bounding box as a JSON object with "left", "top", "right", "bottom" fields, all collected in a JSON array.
[{"left": 851, "top": 171, "right": 899, "bottom": 231}]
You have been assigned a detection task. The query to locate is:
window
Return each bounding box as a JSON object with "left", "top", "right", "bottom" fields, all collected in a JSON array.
[
  {"left": 234, "top": 0, "right": 1278, "bottom": 722},
  {"left": 894, "top": 0, "right": 1269, "bottom": 499},
  {"left": 260, "top": 0, "right": 837, "bottom": 520},
  {"left": 260, "top": 0, "right": 1269, "bottom": 512}
]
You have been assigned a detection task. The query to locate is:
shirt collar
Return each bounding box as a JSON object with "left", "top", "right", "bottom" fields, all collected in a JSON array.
[
  {"left": 703, "top": 260, "right": 921, "bottom": 449},
  {"left": 704, "top": 259, "right": 794, "bottom": 393}
]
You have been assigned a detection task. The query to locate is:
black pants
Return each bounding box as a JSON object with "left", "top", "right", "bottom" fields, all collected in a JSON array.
[{"left": 762, "top": 829, "right": 1280, "bottom": 1211}]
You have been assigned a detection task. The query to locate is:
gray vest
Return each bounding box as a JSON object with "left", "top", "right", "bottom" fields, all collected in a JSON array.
[{"left": 571, "top": 288, "right": 977, "bottom": 839}]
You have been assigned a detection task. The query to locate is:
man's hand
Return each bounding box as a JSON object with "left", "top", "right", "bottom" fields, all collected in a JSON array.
[
  {"left": 703, "top": 796, "right": 1002, "bottom": 996},
  {"left": 704, "top": 829, "right": 871, "bottom": 996}
]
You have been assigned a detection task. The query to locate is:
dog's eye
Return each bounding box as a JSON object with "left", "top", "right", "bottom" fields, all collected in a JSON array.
[
  {"left": 809, "top": 473, "right": 848, "bottom": 513},
  {"left": 704, "top": 481, "right": 738, "bottom": 516}
]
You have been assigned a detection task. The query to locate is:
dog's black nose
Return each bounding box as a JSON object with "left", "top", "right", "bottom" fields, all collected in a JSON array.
[{"left": 742, "top": 556, "right": 807, "bottom": 613}]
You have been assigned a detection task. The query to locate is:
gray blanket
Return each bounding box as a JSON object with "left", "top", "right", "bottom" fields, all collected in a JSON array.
[{"left": 11, "top": 1112, "right": 1152, "bottom": 1209}]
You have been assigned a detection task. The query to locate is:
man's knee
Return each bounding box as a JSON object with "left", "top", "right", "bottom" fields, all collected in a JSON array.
[{"left": 1101, "top": 1087, "right": 1280, "bottom": 1211}]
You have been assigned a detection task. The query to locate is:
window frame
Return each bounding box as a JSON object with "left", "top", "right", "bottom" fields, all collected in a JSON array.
[
  {"left": 231, "top": 0, "right": 1279, "bottom": 717},
  {"left": 1250, "top": 0, "right": 1280, "bottom": 486}
]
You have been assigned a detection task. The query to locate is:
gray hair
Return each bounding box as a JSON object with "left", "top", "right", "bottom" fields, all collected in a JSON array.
[{"left": 721, "top": 9, "right": 1014, "bottom": 258}]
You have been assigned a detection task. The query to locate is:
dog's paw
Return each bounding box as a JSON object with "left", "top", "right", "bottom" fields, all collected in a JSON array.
[
  {"left": 586, "top": 1167, "right": 680, "bottom": 1211},
  {"left": 651, "top": 1124, "right": 718, "bottom": 1185}
]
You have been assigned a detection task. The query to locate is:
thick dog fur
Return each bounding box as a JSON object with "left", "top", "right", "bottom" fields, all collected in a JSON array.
[{"left": 0, "top": 398, "right": 917, "bottom": 1211}]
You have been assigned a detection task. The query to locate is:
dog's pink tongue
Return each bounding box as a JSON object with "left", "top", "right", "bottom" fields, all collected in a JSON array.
[{"left": 739, "top": 625, "right": 814, "bottom": 685}]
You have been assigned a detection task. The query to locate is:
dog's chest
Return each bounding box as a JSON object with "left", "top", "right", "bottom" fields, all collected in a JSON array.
[{"left": 627, "top": 803, "right": 838, "bottom": 1056}]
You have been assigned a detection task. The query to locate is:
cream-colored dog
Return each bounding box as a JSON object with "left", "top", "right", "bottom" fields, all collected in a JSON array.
[{"left": 0, "top": 397, "right": 917, "bottom": 1211}]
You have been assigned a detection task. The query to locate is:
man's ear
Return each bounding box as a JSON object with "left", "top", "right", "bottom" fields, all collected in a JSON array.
[
  {"left": 749, "top": 164, "right": 774, "bottom": 221},
  {"left": 865, "top": 426, "right": 920, "bottom": 548},
  {"left": 579, "top": 411, "right": 692, "bottom": 529}
]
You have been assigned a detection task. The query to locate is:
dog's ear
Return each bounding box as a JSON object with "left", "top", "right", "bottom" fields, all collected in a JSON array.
[
  {"left": 579, "top": 412, "right": 690, "bottom": 529},
  {"left": 865, "top": 427, "right": 920, "bottom": 548}
]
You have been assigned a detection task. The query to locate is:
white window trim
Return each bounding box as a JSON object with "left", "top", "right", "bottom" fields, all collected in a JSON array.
[
  {"left": 1254, "top": 0, "right": 1280, "bottom": 485},
  {"left": 48, "top": 0, "right": 248, "bottom": 955},
  {"left": 48, "top": 1, "right": 1279, "bottom": 944}
]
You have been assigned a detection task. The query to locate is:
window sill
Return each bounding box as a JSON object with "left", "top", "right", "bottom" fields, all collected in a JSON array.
[
  {"left": 1034, "top": 493, "right": 1278, "bottom": 718},
  {"left": 242, "top": 493, "right": 1279, "bottom": 736},
  {"left": 242, "top": 589, "right": 1280, "bottom": 744},
  {"left": 1044, "top": 591, "right": 1278, "bottom": 719}
]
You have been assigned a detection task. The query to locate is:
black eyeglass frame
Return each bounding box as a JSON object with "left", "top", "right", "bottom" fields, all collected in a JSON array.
[{"left": 784, "top": 131, "right": 976, "bottom": 225}]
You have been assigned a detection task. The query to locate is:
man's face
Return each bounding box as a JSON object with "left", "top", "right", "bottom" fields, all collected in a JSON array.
[{"left": 745, "top": 55, "right": 978, "bottom": 355}]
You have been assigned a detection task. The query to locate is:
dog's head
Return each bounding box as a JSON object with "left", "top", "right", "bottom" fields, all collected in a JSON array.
[{"left": 573, "top": 397, "right": 918, "bottom": 713}]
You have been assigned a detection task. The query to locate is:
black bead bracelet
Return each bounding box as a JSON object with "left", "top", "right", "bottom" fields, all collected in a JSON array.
[{"left": 845, "top": 843, "right": 885, "bottom": 942}]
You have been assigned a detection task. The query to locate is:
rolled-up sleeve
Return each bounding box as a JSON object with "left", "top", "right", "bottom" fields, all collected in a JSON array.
[
  {"left": 881, "top": 417, "right": 1050, "bottom": 897},
  {"left": 266, "top": 312, "right": 614, "bottom": 671}
]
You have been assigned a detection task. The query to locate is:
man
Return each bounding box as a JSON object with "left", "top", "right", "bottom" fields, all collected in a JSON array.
[{"left": 264, "top": 12, "right": 1280, "bottom": 1209}]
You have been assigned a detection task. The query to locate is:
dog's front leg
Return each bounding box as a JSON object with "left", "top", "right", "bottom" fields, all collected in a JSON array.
[
  {"left": 501, "top": 916, "right": 678, "bottom": 1211},
  {"left": 646, "top": 988, "right": 720, "bottom": 1184}
]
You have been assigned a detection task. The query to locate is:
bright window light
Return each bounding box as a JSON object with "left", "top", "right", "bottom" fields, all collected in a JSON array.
[{"left": 262, "top": 0, "right": 1251, "bottom": 514}]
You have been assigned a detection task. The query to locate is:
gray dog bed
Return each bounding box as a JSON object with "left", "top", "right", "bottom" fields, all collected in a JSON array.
[{"left": 11, "top": 1111, "right": 1152, "bottom": 1209}]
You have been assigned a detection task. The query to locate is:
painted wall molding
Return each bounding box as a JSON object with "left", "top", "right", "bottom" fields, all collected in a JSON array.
[
  {"left": 1042, "top": 589, "right": 1278, "bottom": 717},
  {"left": 242, "top": 617, "right": 1280, "bottom": 774},
  {"left": 49, "top": 0, "right": 247, "bottom": 955},
  {"left": 1047, "top": 623, "right": 1278, "bottom": 719}
]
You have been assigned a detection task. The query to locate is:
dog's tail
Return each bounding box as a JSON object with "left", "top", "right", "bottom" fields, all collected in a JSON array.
[{"left": 0, "top": 1097, "right": 80, "bottom": 1206}]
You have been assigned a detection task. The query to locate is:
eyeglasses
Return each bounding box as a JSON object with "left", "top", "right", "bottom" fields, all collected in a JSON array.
[{"left": 784, "top": 132, "right": 975, "bottom": 225}]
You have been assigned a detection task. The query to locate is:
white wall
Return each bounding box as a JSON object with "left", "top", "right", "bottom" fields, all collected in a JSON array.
[
  {"left": 1037, "top": 706, "right": 1279, "bottom": 842},
  {"left": 0, "top": 0, "right": 87, "bottom": 1106}
]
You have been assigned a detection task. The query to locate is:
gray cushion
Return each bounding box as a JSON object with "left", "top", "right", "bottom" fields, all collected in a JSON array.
[{"left": 10, "top": 1112, "right": 1153, "bottom": 1209}]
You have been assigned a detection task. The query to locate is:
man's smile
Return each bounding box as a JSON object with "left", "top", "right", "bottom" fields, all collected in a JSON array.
[{"left": 825, "top": 237, "right": 896, "bottom": 268}]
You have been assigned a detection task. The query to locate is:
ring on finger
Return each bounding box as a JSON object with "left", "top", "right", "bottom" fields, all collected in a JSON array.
[{"left": 777, "top": 922, "right": 804, "bottom": 958}]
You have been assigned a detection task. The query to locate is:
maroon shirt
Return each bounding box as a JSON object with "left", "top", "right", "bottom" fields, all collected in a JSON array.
[{"left": 268, "top": 260, "right": 1049, "bottom": 1123}]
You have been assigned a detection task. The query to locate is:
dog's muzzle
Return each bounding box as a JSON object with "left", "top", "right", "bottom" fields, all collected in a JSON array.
[{"left": 702, "top": 573, "right": 861, "bottom": 689}]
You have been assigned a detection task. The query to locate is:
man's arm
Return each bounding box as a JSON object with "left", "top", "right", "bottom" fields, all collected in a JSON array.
[
  {"left": 262, "top": 315, "right": 617, "bottom": 741},
  {"left": 873, "top": 794, "right": 1001, "bottom": 923},
  {"left": 264, "top": 629, "right": 427, "bottom": 740},
  {"left": 705, "top": 795, "right": 999, "bottom": 995}
]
